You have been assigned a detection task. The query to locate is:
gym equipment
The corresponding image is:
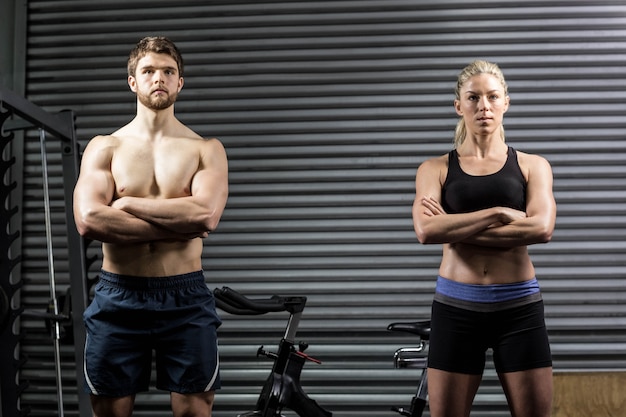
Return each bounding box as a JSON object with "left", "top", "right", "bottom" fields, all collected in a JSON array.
[
  {"left": 214, "top": 286, "right": 432, "bottom": 417},
  {"left": 214, "top": 286, "right": 333, "bottom": 417},
  {"left": 387, "top": 320, "right": 431, "bottom": 417},
  {"left": 0, "top": 88, "right": 92, "bottom": 417}
]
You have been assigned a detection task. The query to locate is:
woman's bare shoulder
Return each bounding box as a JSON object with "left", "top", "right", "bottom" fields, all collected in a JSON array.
[
  {"left": 418, "top": 152, "right": 450, "bottom": 172},
  {"left": 515, "top": 149, "right": 553, "bottom": 182},
  {"left": 516, "top": 149, "right": 551, "bottom": 169}
]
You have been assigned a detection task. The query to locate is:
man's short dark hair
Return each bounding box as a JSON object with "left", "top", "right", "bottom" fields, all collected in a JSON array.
[{"left": 127, "top": 36, "right": 184, "bottom": 77}]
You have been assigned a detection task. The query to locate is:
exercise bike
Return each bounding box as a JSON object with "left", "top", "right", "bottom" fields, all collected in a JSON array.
[
  {"left": 387, "top": 320, "right": 431, "bottom": 417},
  {"left": 214, "top": 285, "right": 429, "bottom": 417},
  {"left": 213, "top": 286, "right": 332, "bottom": 417}
]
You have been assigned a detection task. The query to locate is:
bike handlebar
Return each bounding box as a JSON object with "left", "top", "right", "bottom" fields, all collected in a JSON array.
[{"left": 213, "top": 286, "right": 307, "bottom": 315}]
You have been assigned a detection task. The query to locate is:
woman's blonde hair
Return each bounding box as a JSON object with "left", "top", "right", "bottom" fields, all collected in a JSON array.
[{"left": 454, "top": 60, "right": 508, "bottom": 148}]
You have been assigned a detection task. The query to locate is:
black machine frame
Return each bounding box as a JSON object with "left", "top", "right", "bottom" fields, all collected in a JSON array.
[{"left": 0, "top": 88, "right": 91, "bottom": 417}]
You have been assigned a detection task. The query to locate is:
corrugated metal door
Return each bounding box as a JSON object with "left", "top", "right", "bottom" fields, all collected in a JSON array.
[{"left": 15, "top": 1, "right": 626, "bottom": 416}]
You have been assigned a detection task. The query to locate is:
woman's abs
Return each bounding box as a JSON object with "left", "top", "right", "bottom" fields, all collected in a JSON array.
[{"left": 439, "top": 243, "right": 535, "bottom": 284}]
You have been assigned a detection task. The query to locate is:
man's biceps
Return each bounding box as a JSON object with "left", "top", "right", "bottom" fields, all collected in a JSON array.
[
  {"left": 192, "top": 178, "right": 228, "bottom": 200},
  {"left": 78, "top": 176, "right": 113, "bottom": 203}
]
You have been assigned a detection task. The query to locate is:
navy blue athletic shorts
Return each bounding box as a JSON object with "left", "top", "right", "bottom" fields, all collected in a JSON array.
[
  {"left": 428, "top": 277, "right": 552, "bottom": 375},
  {"left": 83, "top": 270, "right": 222, "bottom": 397}
]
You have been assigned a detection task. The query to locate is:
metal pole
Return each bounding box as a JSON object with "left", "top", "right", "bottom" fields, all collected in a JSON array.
[
  {"left": 57, "top": 110, "right": 92, "bottom": 417},
  {"left": 39, "top": 128, "right": 64, "bottom": 417}
]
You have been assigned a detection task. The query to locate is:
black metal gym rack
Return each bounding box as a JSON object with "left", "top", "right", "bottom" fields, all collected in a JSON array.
[{"left": 0, "top": 88, "right": 91, "bottom": 417}]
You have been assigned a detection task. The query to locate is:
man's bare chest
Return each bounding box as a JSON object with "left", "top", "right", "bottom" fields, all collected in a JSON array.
[{"left": 110, "top": 142, "right": 200, "bottom": 198}]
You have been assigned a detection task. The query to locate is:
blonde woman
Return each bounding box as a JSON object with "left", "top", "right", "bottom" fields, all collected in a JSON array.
[{"left": 412, "top": 60, "right": 556, "bottom": 417}]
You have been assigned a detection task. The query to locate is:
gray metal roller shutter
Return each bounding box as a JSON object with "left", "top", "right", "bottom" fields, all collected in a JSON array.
[{"left": 13, "top": 1, "right": 626, "bottom": 416}]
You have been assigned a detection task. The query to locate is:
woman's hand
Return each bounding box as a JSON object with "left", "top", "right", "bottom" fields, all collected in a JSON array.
[
  {"left": 496, "top": 207, "right": 527, "bottom": 224},
  {"left": 421, "top": 196, "right": 446, "bottom": 216}
]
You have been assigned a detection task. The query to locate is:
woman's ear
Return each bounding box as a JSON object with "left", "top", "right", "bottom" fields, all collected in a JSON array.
[{"left": 454, "top": 99, "right": 463, "bottom": 116}]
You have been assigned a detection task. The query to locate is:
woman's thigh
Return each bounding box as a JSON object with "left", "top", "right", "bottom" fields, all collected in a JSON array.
[
  {"left": 499, "top": 367, "right": 553, "bottom": 417},
  {"left": 427, "top": 368, "right": 482, "bottom": 417}
]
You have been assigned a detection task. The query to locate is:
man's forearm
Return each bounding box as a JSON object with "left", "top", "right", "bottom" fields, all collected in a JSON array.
[
  {"left": 78, "top": 204, "right": 201, "bottom": 244},
  {"left": 112, "top": 196, "right": 214, "bottom": 234}
]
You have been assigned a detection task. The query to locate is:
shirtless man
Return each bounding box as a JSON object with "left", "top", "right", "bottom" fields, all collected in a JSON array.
[{"left": 73, "top": 36, "right": 228, "bottom": 417}]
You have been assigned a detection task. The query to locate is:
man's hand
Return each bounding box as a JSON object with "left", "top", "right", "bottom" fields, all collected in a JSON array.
[{"left": 110, "top": 196, "right": 128, "bottom": 211}]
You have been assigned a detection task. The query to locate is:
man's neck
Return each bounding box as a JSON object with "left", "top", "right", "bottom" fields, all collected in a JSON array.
[{"left": 134, "top": 103, "right": 178, "bottom": 137}]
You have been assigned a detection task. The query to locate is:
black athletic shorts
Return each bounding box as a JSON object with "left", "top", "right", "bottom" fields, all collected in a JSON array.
[
  {"left": 428, "top": 298, "right": 552, "bottom": 374},
  {"left": 83, "top": 270, "right": 222, "bottom": 396}
]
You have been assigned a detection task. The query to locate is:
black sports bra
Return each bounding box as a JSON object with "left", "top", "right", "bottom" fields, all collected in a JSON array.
[{"left": 441, "top": 146, "right": 527, "bottom": 214}]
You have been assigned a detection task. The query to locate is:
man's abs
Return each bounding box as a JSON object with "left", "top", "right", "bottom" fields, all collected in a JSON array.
[{"left": 101, "top": 238, "right": 203, "bottom": 276}]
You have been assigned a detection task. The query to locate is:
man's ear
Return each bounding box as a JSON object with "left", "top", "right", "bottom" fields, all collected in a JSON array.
[
  {"left": 128, "top": 75, "right": 137, "bottom": 93},
  {"left": 178, "top": 77, "right": 184, "bottom": 92}
]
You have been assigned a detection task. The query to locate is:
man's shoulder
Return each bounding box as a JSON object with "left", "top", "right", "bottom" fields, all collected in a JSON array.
[
  {"left": 197, "top": 137, "right": 227, "bottom": 162},
  {"left": 181, "top": 130, "right": 224, "bottom": 151},
  {"left": 178, "top": 124, "right": 219, "bottom": 143},
  {"left": 84, "top": 134, "right": 122, "bottom": 152}
]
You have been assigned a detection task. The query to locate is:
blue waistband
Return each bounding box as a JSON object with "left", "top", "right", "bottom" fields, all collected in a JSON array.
[{"left": 435, "top": 276, "right": 540, "bottom": 303}]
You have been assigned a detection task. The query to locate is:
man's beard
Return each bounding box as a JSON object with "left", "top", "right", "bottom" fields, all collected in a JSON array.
[{"left": 137, "top": 89, "right": 178, "bottom": 110}]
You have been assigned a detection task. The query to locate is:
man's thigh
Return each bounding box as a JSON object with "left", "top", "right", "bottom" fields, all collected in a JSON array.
[
  {"left": 171, "top": 391, "right": 215, "bottom": 417},
  {"left": 90, "top": 394, "right": 135, "bottom": 417}
]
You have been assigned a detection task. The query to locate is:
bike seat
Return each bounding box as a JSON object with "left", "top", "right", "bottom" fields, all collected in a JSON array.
[{"left": 387, "top": 320, "right": 431, "bottom": 340}]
